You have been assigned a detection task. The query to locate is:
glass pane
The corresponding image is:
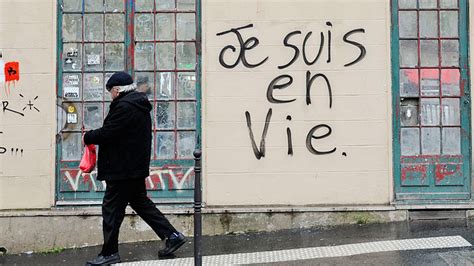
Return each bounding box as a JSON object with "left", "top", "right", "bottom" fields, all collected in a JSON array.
[
  {"left": 157, "top": 0, "right": 175, "bottom": 10},
  {"left": 442, "top": 98, "right": 460, "bottom": 125},
  {"left": 421, "top": 98, "right": 440, "bottom": 125},
  {"left": 177, "top": 14, "right": 195, "bottom": 40},
  {"left": 156, "top": 14, "right": 175, "bottom": 41},
  {"left": 400, "top": 69, "right": 418, "bottom": 97},
  {"left": 84, "top": 43, "right": 103, "bottom": 71},
  {"left": 156, "top": 102, "right": 175, "bottom": 129},
  {"left": 156, "top": 43, "right": 175, "bottom": 70},
  {"left": 178, "top": 72, "right": 196, "bottom": 99},
  {"left": 401, "top": 128, "right": 420, "bottom": 156},
  {"left": 440, "top": 11, "right": 458, "bottom": 38},
  {"left": 177, "top": 102, "right": 196, "bottom": 129},
  {"left": 63, "top": 73, "right": 82, "bottom": 100},
  {"left": 63, "top": 0, "right": 82, "bottom": 12},
  {"left": 420, "top": 40, "right": 438, "bottom": 67},
  {"left": 441, "top": 69, "right": 460, "bottom": 96},
  {"left": 84, "top": 103, "right": 104, "bottom": 130},
  {"left": 105, "top": 14, "right": 124, "bottom": 41},
  {"left": 156, "top": 132, "right": 175, "bottom": 159},
  {"left": 422, "top": 128, "right": 441, "bottom": 154},
  {"left": 84, "top": 14, "right": 103, "bottom": 42},
  {"left": 64, "top": 103, "right": 82, "bottom": 131},
  {"left": 177, "top": 43, "right": 196, "bottom": 69},
  {"left": 419, "top": 0, "right": 437, "bottom": 8},
  {"left": 156, "top": 72, "right": 175, "bottom": 99},
  {"left": 136, "top": 0, "right": 154, "bottom": 11},
  {"left": 104, "top": 73, "right": 113, "bottom": 101},
  {"left": 62, "top": 133, "right": 82, "bottom": 160},
  {"left": 441, "top": 40, "right": 459, "bottom": 67},
  {"left": 178, "top": 131, "right": 195, "bottom": 158},
  {"left": 135, "top": 14, "right": 154, "bottom": 41},
  {"left": 399, "top": 11, "right": 417, "bottom": 38},
  {"left": 83, "top": 73, "right": 104, "bottom": 101},
  {"left": 440, "top": 0, "right": 458, "bottom": 8},
  {"left": 443, "top": 128, "right": 461, "bottom": 155},
  {"left": 420, "top": 11, "right": 438, "bottom": 38},
  {"left": 105, "top": 0, "right": 124, "bottom": 12},
  {"left": 63, "top": 14, "right": 82, "bottom": 42},
  {"left": 85, "top": 0, "right": 104, "bottom": 12},
  {"left": 399, "top": 0, "right": 417, "bottom": 8},
  {"left": 136, "top": 72, "right": 154, "bottom": 100},
  {"left": 63, "top": 43, "right": 82, "bottom": 71},
  {"left": 399, "top": 40, "right": 418, "bottom": 67},
  {"left": 178, "top": 0, "right": 195, "bottom": 10},
  {"left": 420, "top": 69, "right": 439, "bottom": 96},
  {"left": 135, "top": 43, "right": 154, "bottom": 70},
  {"left": 105, "top": 43, "right": 124, "bottom": 71},
  {"left": 401, "top": 99, "right": 419, "bottom": 126}
]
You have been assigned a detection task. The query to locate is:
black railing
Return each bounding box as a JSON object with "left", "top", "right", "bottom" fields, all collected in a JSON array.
[{"left": 193, "top": 149, "right": 202, "bottom": 266}]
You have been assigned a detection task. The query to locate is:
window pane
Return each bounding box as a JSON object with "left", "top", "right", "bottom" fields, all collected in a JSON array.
[
  {"left": 135, "top": 43, "right": 154, "bottom": 70},
  {"left": 421, "top": 98, "right": 440, "bottom": 125},
  {"left": 84, "top": 43, "right": 103, "bottom": 71},
  {"left": 84, "top": 14, "right": 103, "bottom": 42},
  {"left": 63, "top": 14, "right": 82, "bottom": 42},
  {"left": 441, "top": 40, "right": 459, "bottom": 67},
  {"left": 178, "top": 72, "right": 196, "bottom": 99},
  {"left": 178, "top": 0, "right": 195, "bottom": 10},
  {"left": 63, "top": 0, "right": 82, "bottom": 12},
  {"left": 156, "top": 72, "right": 175, "bottom": 99},
  {"left": 135, "top": 14, "right": 154, "bottom": 41},
  {"left": 63, "top": 73, "right": 82, "bottom": 100},
  {"left": 420, "top": 11, "right": 438, "bottom": 38},
  {"left": 399, "top": 40, "right": 418, "bottom": 67},
  {"left": 440, "top": 11, "right": 458, "bottom": 38},
  {"left": 442, "top": 98, "right": 460, "bottom": 125},
  {"left": 401, "top": 128, "right": 420, "bottom": 156},
  {"left": 84, "top": 103, "right": 103, "bottom": 130},
  {"left": 83, "top": 73, "right": 104, "bottom": 101},
  {"left": 420, "top": 69, "right": 439, "bottom": 96},
  {"left": 105, "top": 0, "right": 124, "bottom": 12},
  {"left": 156, "top": 14, "right": 175, "bottom": 41},
  {"left": 156, "top": 102, "right": 175, "bottom": 129},
  {"left": 420, "top": 40, "right": 438, "bottom": 67},
  {"left": 401, "top": 99, "right": 419, "bottom": 126},
  {"left": 136, "top": 0, "right": 154, "bottom": 11},
  {"left": 156, "top": 132, "right": 175, "bottom": 159},
  {"left": 178, "top": 131, "right": 195, "bottom": 158},
  {"left": 62, "top": 133, "right": 82, "bottom": 160},
  {"left": 440, "top": 0, "right": 458, "bottom": 8},
  {"left": 443, "top": 128, "right": 461, "bottom": 155},
  {"left": 177, "top": 102, "right": 196, "bottom": 129},
  {"left": 85, "top": 0, "right": 104, "bottom": 12},
  {"left": 105, "top": 43, "right": 124, "bottom": 71},
  {"left": 177, "top": 43, "right": 196, "bottom": 70},
  {"left": 63, "top": 43, "right": 82, "bottom": 71},
  {"left": 441, "top": 69, "right": 460, "bottom": 96},
  {"left": 177, "top": 13, "right": 196, "bottom": 40},
  {"left": 422, "top": 128, "right": 441, "bottom": 155},
  {"left": 399, "top": 0, "right": 417, "bottom": 8},
  {"left": 157, "top": 0, "right": 175, "bottom": 10},
  {"left": 156, "top": 43, "right": 175, "bottom": 70},
  {"left": 136, "top": 72, "right": 154, "bottom": 100},
  {"left": 104, "top": 73, "right": 113, "bottom": 101},
  {"left": 64, "top": 103, "right": 82, "bottom": 131},
  {"left": 105, "top": 14, "right": 124, "bottom": 41},
  {"left": 419, "top": 0, "right": 437, "bottom": 8}
]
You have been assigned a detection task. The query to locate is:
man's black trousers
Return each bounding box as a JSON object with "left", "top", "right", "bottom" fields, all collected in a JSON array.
[{"left": 101, "top": 178, "right": 177, "bottom": 255}]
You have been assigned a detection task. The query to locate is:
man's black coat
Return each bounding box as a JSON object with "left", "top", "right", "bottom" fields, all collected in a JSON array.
[{"left": 84, "top": 91, "right": 152, "bottom": 181}]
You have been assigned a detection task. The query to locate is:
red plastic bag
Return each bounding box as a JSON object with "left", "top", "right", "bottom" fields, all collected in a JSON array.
[{"left": 79, "top": 144, "right": 97, "bottom": 173}]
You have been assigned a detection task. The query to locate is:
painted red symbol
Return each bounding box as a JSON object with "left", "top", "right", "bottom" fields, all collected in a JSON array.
[{"left": 4, "top": 62, "right": 19, "bottom": 82}]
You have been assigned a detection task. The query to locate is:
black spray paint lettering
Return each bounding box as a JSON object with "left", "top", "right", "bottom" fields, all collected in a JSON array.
[
  {"left": 266, "top": 74, "right": 296, "bottom": 104},
  {"left": 245, "top": 108, "right": 272, "bottom": 160},
  {"left": 216, "top": 24, "right": 269, "bottom": 69},
  {"left": 278, "top": 31, "right": 301, "bottom": 69},
  {"left": 286, "top": 115, "right": 293, "bottom": 156},
  {"left": 20, "top": 94, "right": 40, "bottom": 112},
  {"left": 306, "top": 124, "right": 336, "bottom": 155},
  {"left": 306, "top": 71, "right": 332, "bottom": 108},
  {"left": 2, "top": 101, "right": 24, "bottom": 117},
  {"left": 343, "top": 29, "right": 366, "bottom": 67}
]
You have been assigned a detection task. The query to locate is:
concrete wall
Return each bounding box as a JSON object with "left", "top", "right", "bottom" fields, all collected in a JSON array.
[
  {"left": 203, "top": 0, "right": 392, "bottom": 206},
  {"left": 0, "top": 0, "right": 56, "bottom": 209}
]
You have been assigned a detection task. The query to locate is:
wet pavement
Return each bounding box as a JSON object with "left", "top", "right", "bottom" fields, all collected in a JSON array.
[{"left": 1, "top": 219, "right": 474, "bottom": 265}]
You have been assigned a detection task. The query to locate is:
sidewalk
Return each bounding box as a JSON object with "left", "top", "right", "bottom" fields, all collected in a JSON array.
[{"left": 1, "top": 220, "right": 474, "bottom": 265}]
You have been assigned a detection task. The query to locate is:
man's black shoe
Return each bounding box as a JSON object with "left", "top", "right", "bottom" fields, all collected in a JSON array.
[
  {"left": 158, "top": 232, "right": 186, "bottom": 257},
  {"left": 86, "top": 253, "right": 121, "bottom": 265}
]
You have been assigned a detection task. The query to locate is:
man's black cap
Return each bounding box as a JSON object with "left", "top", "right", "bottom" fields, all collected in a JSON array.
[{"left": 106, "top": 71, "right": 133, "bottom": 91}]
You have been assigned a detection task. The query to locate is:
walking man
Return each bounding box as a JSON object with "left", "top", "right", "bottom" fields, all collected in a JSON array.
[{"left": 85, "top": 72, "right": 186, "bottom": 265}]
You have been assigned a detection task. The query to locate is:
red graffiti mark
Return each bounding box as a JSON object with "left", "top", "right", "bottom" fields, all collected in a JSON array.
[
  {"left": 435, "top": 164, "right": 461, "bottom": 183},
  {"left": 4, "top": 62, "right": 19, "bottom": 82},
  {"left": 401, "top": 164, "right": 427, "bottom": 182}
]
